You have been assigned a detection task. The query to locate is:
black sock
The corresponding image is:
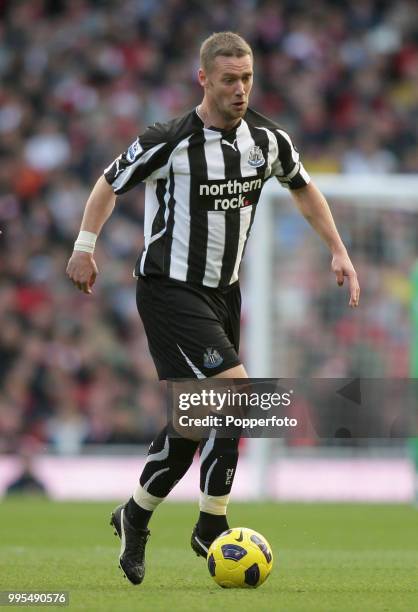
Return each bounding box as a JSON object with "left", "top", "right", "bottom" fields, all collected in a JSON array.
[
  {"left": 197, "top": 511, "right": 229, "bottom": 541},
  {"left": 125, "top": 497, "right": 153, "bottom": 530},
  {"left": 199, "top": 436, "right": 240, "bottom": 496},
  {"left": 139, "top": 425, "right": 199, "bottom": 497}
]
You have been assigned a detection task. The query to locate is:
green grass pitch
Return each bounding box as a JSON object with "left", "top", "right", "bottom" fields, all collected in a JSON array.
[{"left": 0, "top": 500, "right": 417, "bottom": 611}]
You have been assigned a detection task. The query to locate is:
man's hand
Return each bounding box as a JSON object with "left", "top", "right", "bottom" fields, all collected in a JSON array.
[
  {"left": 331, "top": 250, "right": 360, "bottom": 308},
  {"left": 66, "top": 251, "right": 98, "bottom": 295},
  {"left": 290, "top": 183, "right": 360, "bottom": 308}
]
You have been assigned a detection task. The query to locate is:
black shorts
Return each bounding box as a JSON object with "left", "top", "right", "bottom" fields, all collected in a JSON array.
[{"left": 136, "top": 275, "right": 242, "bottom": 380}]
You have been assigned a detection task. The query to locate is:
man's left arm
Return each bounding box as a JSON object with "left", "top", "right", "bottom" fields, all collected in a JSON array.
[{"left": 290, "top": 181, "right": 360, "bottom": 308}]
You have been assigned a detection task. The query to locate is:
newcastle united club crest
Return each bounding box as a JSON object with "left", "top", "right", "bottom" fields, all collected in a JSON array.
[
  {"left": 248, "top": 145, "right": 265, "bottom": 168},
  {"left": 203, "top": 347, "right": 223, "bottom": 369}
]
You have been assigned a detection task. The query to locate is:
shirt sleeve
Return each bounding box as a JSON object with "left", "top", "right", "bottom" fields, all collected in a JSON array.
[
  {"left": 271, "top": 129, "right": 310, "bottom": 190},
  {"left": 103, "top": 123, "right": 174, "bottom": 194}
]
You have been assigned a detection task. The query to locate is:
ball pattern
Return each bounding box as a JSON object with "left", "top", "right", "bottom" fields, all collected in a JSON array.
[{"left": 207, "top": 527, "right": 273, "bottom": 588}]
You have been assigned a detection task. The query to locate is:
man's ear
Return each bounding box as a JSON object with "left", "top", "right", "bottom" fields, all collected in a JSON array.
[{"left": 198, "top": 68, "right": 206, "bottom": 88}]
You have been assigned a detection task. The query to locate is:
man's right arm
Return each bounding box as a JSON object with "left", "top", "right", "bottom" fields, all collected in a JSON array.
[
  {"left": 67, "top": 121, "right": 173, "bottom": 294},
  {"left": 66, "top": 175, "right": 116, "bottom": 294}
]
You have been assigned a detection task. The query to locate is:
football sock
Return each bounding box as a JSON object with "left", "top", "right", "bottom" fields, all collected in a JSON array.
[
  {"left": 128, "top": 425, "right": 199, "bottom": 529},
  {"left": 197, "top": 431, "right": 240, "bottom": 540},
  {"left": 199, "top": 432, "right": 240, "bottom": 496},
  {"left": 197, "top": 511, "right": 229, "bottom": 541},
  {"left": 125, "top": 496, "right": 153, "bottom": 529}
]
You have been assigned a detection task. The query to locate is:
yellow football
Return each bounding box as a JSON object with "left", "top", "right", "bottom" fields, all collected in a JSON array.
[{"left": 207, "top": 527, "right": 273, "bottom": 588}]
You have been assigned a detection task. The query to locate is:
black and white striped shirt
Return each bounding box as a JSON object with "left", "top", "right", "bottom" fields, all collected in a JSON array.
[{"left": 104, "top": 107, "right": 310, "bottom": 288}]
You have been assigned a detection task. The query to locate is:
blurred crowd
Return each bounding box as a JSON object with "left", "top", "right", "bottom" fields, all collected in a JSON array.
[
  {"left": 1, "top": 0, "right": 418, "bottom": 453},
  {"left": 272, "top": 201, "right": 417, "bottom": 378}
]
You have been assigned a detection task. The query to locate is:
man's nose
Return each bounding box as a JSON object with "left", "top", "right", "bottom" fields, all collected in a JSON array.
[{"left": 236, "top": 81, "right": 245, "bottom": 96}]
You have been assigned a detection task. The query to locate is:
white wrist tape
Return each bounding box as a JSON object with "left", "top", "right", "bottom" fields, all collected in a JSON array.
[{"left": 74, "top": 230, "right": 97, "bottom": 254}]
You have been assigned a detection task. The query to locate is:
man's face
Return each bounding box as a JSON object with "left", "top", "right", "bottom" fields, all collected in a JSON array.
[{"left": 199, "top": 54, "right": 253, "bottom": 123}]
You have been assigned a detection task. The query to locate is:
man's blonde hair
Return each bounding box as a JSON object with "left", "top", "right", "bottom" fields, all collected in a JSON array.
[{"left": 200, "top": 32, "right": 253, "bottom": 73}]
